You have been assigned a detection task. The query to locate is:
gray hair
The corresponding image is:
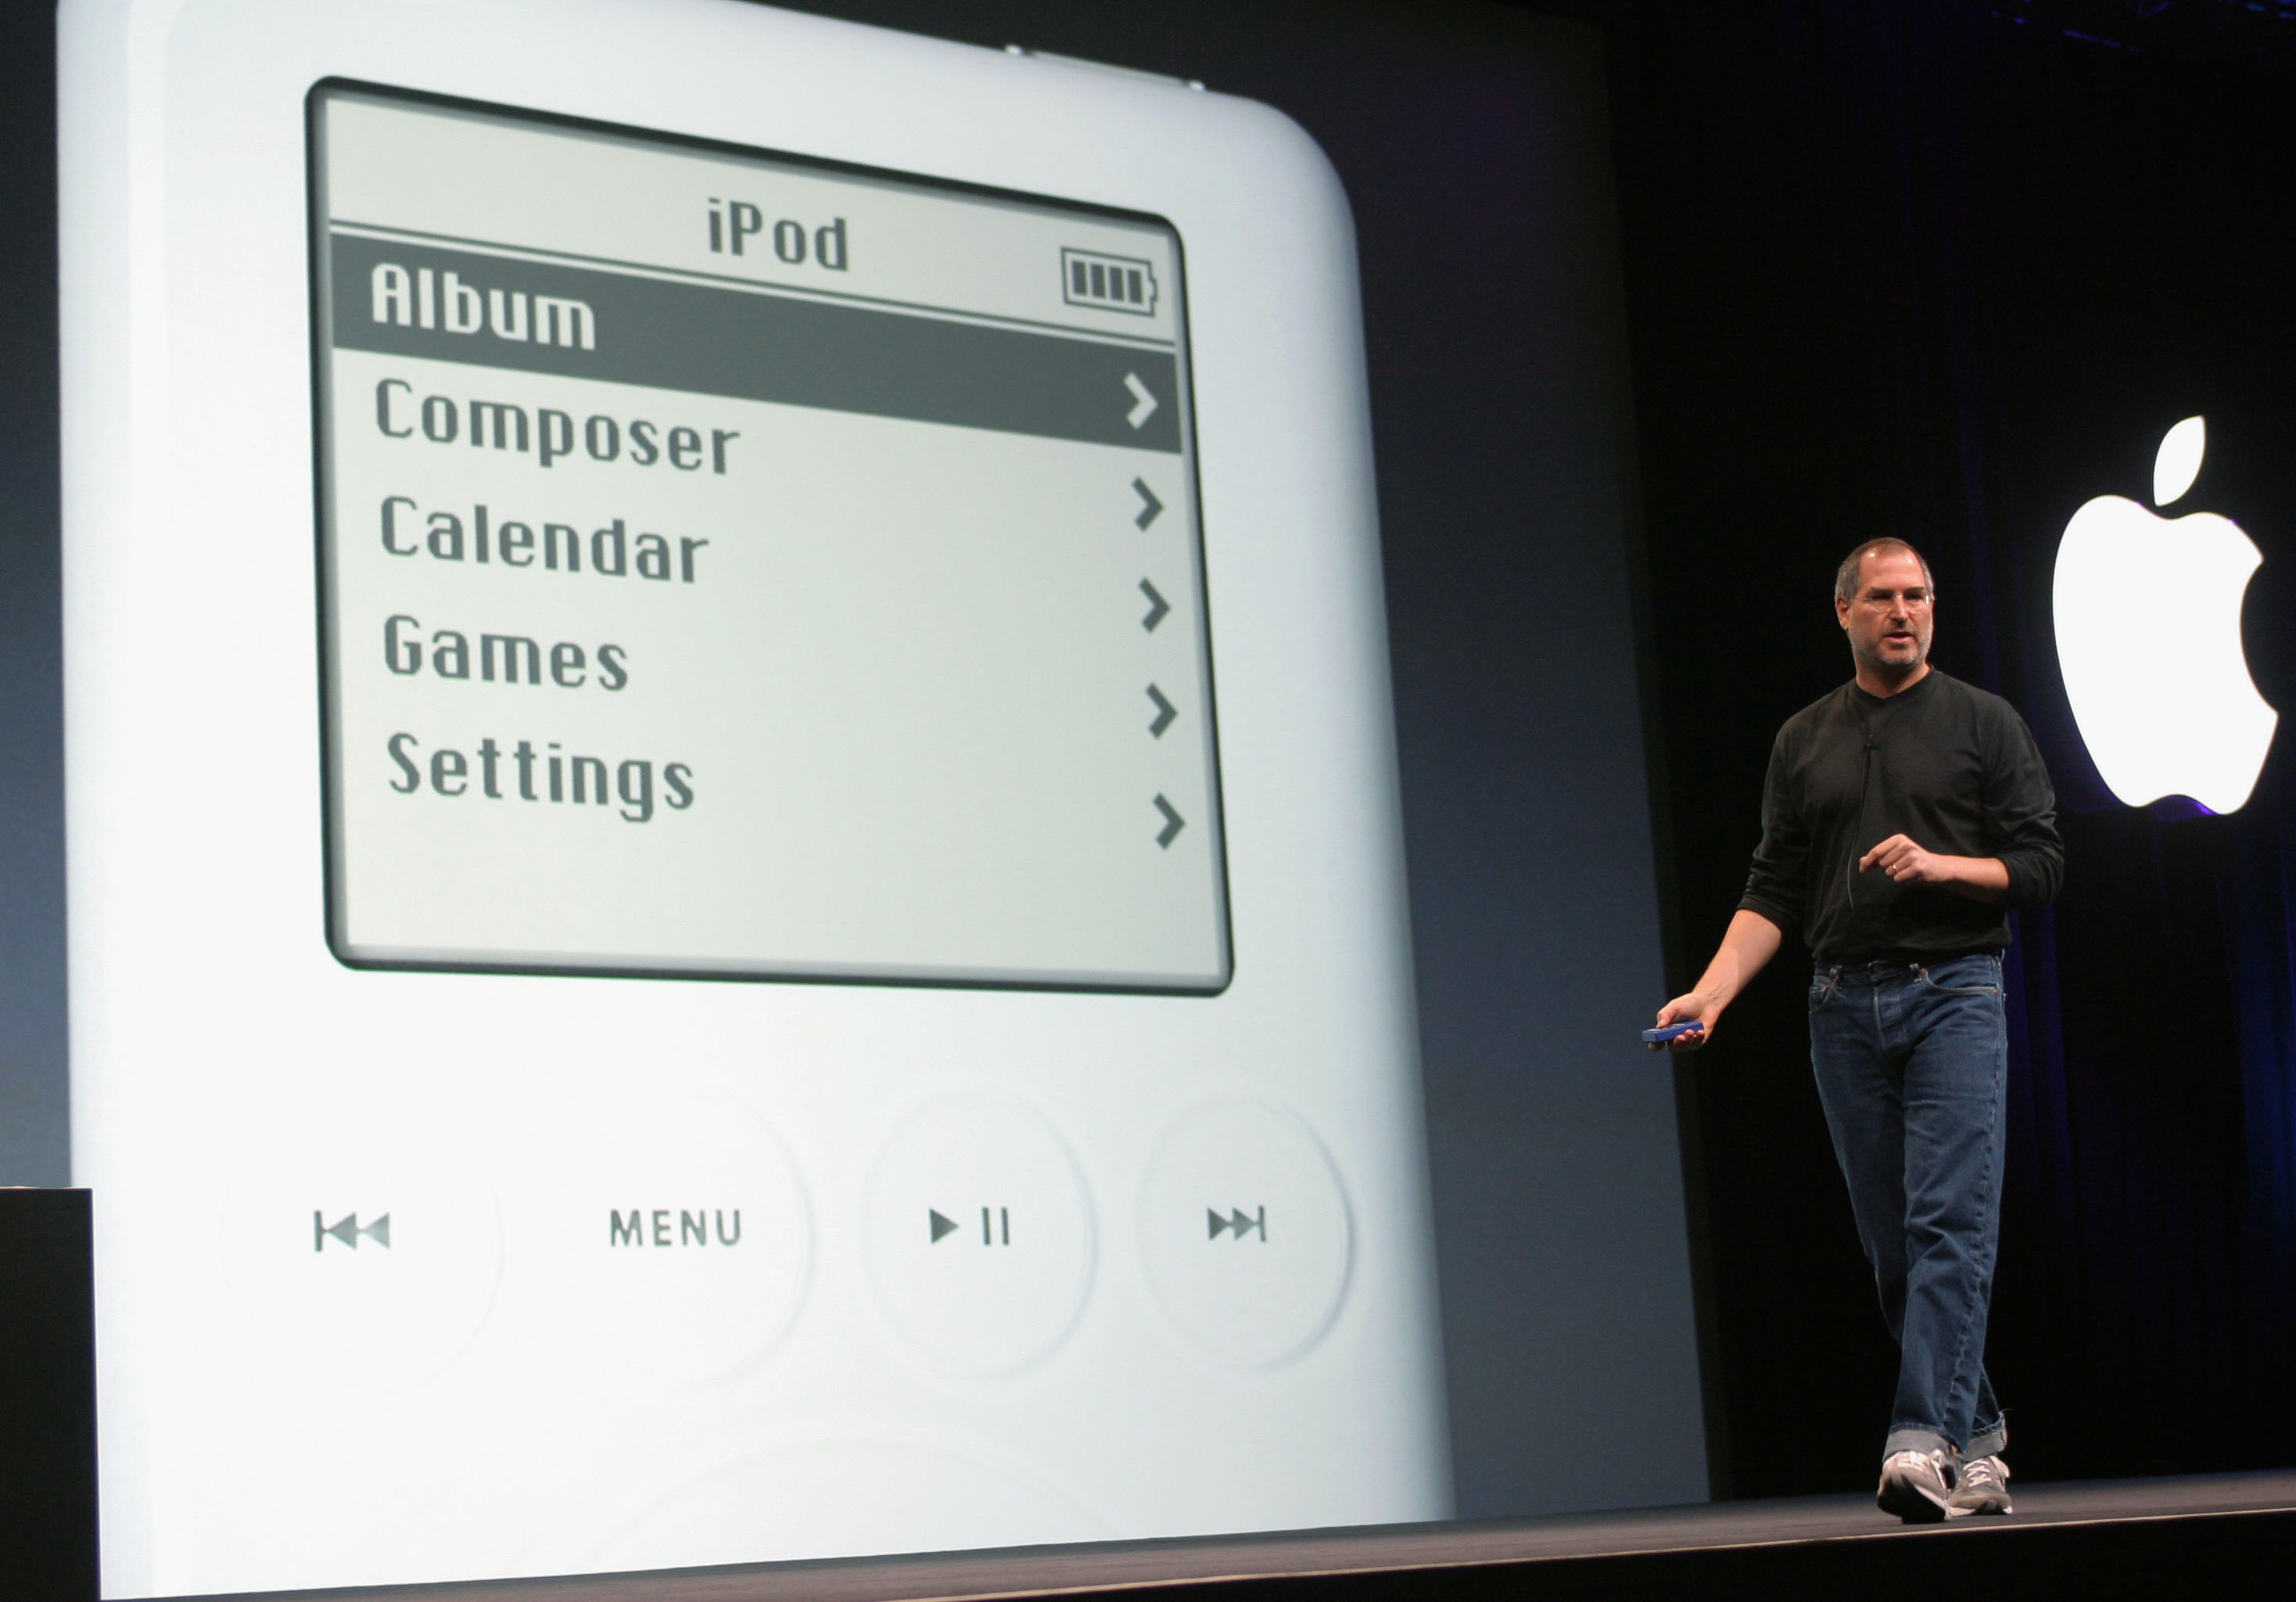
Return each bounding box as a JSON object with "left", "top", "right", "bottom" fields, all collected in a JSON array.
[{"left": 1835, "top": 537, "right": 1935, "bottom": 604}]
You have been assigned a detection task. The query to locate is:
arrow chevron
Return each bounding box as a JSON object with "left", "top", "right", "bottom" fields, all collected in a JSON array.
[
  {"left": 1131, "top": 477, "right": 1164, "bottom": 530},
  {"left": 1146, "top": 684, "right": 1177, "bottom": 738},
  {"left": 1139, "top": 578, "right": 1170, "bottom": 631},
  {"left": 1123, "top": 372, "right": 1159, "bottom": 429},
  {"left": 1153, "top": 794, "right": 1186, "bottom": 849}
]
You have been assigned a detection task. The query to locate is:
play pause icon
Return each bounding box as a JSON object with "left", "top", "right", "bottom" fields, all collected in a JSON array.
[{"left": 928, "top": 1206, "right": 1011, "bottom": 1245}]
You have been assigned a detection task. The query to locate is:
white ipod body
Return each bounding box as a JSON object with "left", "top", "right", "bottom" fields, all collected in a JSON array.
[{"left": 60, "top": 1, "right": 1449, "bottom": 1593}]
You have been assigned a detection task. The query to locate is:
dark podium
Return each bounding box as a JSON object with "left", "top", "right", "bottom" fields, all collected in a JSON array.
[{"left": 1, "top": 1187, "right": 99, "bottom": 1601}]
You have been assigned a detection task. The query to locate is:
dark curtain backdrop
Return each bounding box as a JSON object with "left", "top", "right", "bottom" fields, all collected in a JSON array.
[
  {"left": 0, "top": 1, "right": 65, "bottom": 1190},
  {"left": 1587, "top": 0, "right": 2296, "bottom": 1493}
]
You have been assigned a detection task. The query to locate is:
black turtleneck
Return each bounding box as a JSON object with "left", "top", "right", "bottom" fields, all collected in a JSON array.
[{"left": 1738, "top": 669, "right": 2064, "bottom": 964}]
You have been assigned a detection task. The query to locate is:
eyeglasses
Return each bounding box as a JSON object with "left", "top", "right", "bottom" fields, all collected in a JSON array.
[{"left": 1856, "top": 589, "right": 1933, "bottom": 608}]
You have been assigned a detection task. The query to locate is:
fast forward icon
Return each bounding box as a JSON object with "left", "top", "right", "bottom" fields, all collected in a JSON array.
[{"left": 1205, "top": 1205, "right": 1266, "bottom": 1242}]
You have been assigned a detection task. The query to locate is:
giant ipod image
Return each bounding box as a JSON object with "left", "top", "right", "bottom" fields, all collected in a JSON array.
[{"left": 63, "top": 1, "right": 1447, "bottom": 1594}]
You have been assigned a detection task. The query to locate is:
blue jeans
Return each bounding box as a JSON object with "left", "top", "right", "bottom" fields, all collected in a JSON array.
[{"left": 1808, "top": 952, "right": 2009, "bottom": 1463}]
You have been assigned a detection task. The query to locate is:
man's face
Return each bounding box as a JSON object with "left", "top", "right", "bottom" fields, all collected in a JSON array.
[{"left": 1835, "top": 550, "right": 1934, "bottom": 676}]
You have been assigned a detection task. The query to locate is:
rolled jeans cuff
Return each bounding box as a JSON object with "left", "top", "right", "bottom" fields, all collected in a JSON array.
[
  {"left": 1884, "top": 1427, "right": 1955, "bottom": 1461},
  {"left": 1966, "top": 1417, "right": 2007, "bottom": 1460}
]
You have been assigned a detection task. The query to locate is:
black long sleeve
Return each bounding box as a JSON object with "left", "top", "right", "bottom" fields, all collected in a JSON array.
[{"left": 1738, "top": 670, "right": 2062, "bottom": 964}]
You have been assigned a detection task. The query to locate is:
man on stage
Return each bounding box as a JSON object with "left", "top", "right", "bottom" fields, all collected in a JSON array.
[{"left": 1652, "top": 538, "right": 2062, "bottom": 1523}]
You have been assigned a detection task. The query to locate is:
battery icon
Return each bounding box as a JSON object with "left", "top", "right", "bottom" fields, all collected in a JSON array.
[{"left": 1061, "top": 248, "right": 1157, "bottom": 315}]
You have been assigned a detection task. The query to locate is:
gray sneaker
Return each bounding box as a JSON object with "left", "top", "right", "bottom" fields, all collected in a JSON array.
[
  {"left": 1950, "top": 1453, "right": 2012, "bottom": 1515},
  {"left": 1876, "top": 1448, "right": 1967, "bottom": 1523}
]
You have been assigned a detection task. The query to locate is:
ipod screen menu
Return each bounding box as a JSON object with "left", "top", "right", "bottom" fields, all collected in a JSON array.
[{"left": 314, "top": 87, "right": 1229, "bottom": 992}]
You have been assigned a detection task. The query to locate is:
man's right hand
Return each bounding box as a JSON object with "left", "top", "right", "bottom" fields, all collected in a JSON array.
[
  {"left": 1656, "top": 910, "right": 1783, "bottom": 1052},
  {"left": 1652, "top": 993, "right": 1721, "bottom": 1051}
]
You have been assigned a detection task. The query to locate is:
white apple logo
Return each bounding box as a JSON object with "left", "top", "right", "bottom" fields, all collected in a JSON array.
[{"left": 2054, "top": 415, "right": 2278, "bottom": 814}]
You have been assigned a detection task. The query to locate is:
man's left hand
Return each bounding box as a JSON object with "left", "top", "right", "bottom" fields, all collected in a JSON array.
[
  {"left": 1857, "top": 835, "right": 2011, "bottom": 902},
  {"left": 1860, "top": 833, "right": 1949, "bottom": 884}
]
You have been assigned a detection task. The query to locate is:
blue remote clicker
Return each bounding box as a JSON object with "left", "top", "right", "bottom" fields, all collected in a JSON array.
[{"left": 1641, "top": 1022, "right": 1708, "bottom": 1044}]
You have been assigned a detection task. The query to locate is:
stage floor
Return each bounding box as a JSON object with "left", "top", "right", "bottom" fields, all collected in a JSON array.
[{"left": 178, "top": 1469, "right": 2296, "bottom": 1602}]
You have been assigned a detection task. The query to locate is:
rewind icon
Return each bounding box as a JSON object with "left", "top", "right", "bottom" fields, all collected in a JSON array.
[
  {"left": 1205, "top": 1206, "right": 1266, "bottom": 1243},
  {"left": 314, "top": 1211, "right": 391, "bottom": 1252}
]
